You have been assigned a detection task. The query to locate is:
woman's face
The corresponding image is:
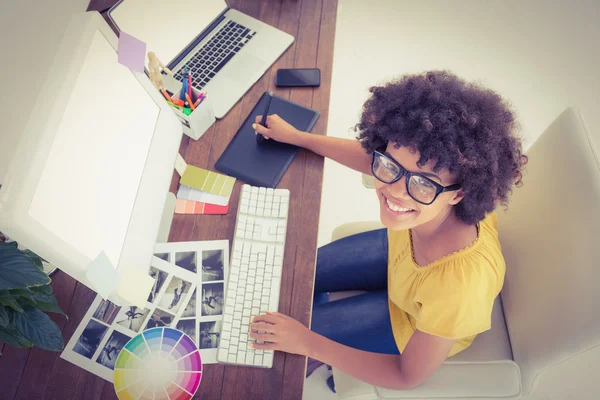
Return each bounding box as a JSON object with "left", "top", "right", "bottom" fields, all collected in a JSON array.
[{"left": 374, "top": 144, "right": 464, "bottom": 231}]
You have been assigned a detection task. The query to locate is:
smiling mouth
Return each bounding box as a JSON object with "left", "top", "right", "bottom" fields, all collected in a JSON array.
[{"left": 382, "top": 193, "right": 416, "bottom": 214}]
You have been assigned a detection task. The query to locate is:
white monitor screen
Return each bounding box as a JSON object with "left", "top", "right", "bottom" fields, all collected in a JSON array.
[
  {"left": 28, "top": 30, "right": 160, "bottom": 267},
  {"left": 110, "top": 0, "right": 228, "bottom": 65}
]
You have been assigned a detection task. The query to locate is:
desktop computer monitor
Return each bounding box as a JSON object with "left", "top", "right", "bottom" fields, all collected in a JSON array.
[{"left": 0, "top": 12, "right": 182, "bottom": 290}]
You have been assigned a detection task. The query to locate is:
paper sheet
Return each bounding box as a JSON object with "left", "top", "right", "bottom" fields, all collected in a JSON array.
[
  {"left": 180, "top": 166, "right": 235, "bottom": 198},
  {"left": 117, "top": 32, "right": 146, "bottom": 72},
  {"left": 61, "top": 240, "right": 229, "bottom": 382},
  {"left": 86, "top": 251, "right": 119, "bottom": 299}
]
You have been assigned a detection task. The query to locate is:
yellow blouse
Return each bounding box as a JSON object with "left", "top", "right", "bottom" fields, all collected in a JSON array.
[{"left": 387, "top": 213, "right": 505, "bottom": 357}]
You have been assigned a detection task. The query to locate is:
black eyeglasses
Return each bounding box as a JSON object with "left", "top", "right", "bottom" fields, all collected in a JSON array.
[{"left": 371, "top": 150, "right": 461, "bottom": 205}]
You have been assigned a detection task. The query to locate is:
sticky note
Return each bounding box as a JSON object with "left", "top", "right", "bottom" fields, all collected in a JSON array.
[
  {"left": 180, "top": 166, "right": 236, "bottom": 199},
  {"left": 118, "top": 32, "right": 146, "bottom": 73},
  {"left": 86, "top": 251, "right": 119, "bottom": 299},
  {"left": 116, "top": 267, "right": 155, "bottom": 308},
  {"left": 176, "top": 184, "right": 229, "bottom": 206},
  {"left": 174, "top": 153, "right": 187, "bottom": 176}
]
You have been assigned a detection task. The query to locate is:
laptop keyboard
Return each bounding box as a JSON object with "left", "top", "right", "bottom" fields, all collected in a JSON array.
[{"left": 174, "top": 21, "right": 257, "bottom": 90}]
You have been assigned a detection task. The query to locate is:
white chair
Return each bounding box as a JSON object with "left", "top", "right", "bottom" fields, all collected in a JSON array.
[{"left": 328, "top": 107, "right": 600, "bottom": 399}]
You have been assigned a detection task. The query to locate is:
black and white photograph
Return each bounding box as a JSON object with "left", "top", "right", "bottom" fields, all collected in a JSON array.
[
  {"left": 176, "top": 319, "right": 196, "bottom": 342},
  {"left": 158, "top": 276, "right": 192, "bottom": 313},
  {"left": 92, "top": 300, "right": 120, "bottom": 325},
  {"left": 145, "top": 308, "right": 175, "bottom": 330},
  {"left": 199, "top": 321, "right": 222, "bottom": 349},
  {"left": 147, "top": 266, "right": 168, "bottom": 303},
  {"left": 201, "top": 282, "right": 224, "bottom": 316},
  {"left": 181, "top": 289, "right": 196, "bottom": 318},
  {"left": 95, "top": 330, "right": 130, "bottom": 370},
  {"left": 175, "top": 251, "right": 197, "bottom": 273},
  {"left": 115, "top": 306, "right": 150, "bottom": 333},
  {"left": 154, "top": 252, "right": 170, "bottom": 263},
  {"left": 201, "top": 250, "right": 224, "bottom": 282},
  {"left": 73, "top": 320, "right": 108, "bottom": 359}
]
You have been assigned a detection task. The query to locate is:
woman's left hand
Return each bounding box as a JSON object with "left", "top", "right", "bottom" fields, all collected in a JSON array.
[{"left": 249, "top": 312, "right": 315, "bottom": 356}]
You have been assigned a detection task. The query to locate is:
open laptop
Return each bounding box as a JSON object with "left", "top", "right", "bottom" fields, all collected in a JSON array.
[{"left": 109, "top": 0, "right": 294, "bottom": 119}]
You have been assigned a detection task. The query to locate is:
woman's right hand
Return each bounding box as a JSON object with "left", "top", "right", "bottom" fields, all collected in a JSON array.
[{"left": 253, "top": 114, "right": 303, "bottom": 145}]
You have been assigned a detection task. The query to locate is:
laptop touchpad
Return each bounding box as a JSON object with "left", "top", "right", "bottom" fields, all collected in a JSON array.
[{"left": 220, "top": 53, "right": 266, "bottom": 83}]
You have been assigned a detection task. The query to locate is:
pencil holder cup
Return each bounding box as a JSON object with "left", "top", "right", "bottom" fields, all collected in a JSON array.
[{"left": 169, "top": 87, "right": 215, "bottom": 141}]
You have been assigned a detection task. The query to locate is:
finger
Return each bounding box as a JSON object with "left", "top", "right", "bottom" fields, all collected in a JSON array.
[
  {"left": 248, "top": 331, "right": 274, "bottom": 342},
  {"left": 251, "top": 341, "right": 278, "bottom": 351},
  {"left": 250, "top": 322, "right": 276, "bottom": 333},
  {"left": 266, "top": 311, "right": 287, "bottom": 318},
  {"left": 253, "top": 130, "right": 271, "bottom": 140},
  {"left": 252, "top": 313, "right": 278, "bottom": 324},
  {"left": 252, "top": 123, "right": 271, "bottom": 137},
  {"left": 255, "top": 115, "right": 263, "bottom": 123}
]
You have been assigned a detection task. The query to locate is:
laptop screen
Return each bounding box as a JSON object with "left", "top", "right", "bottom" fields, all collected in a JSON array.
[{"left": 110, "top": 0, "right": 228, "bottom": 65}]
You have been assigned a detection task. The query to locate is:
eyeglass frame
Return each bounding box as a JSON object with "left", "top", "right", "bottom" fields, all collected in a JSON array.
[{"left": 371, "top": 150, "right": 462, "bottom": 205}]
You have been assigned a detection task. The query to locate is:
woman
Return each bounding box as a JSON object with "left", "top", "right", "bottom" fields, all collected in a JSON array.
[{"left": 249, "top": 71, "right": 527, "bottom": 390}]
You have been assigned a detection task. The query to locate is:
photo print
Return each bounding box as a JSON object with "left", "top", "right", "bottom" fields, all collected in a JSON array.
[
  {"left": 201, "top": 282, "right": 224, "bottom": 316},
  {"left": 95, "top": 330, "right": 131, "bottom": 370},
  {"left": 158, "top": 276, "right": 192, "bottom": 313},
  {"left": 147, "top": 266, "right": 168, "bottom": 303},
  {"left": 92, "top": 300, "right": 120, "bottom": 325},
  {"left": 115, "top": 306, "right": 150, "bottom": 333},
  {"left": 181, "top": 289, "right": 196, "bottom": 318},
  {"left": 73, "top": 320, "right": 108, "bottom": 359},
  {"left": 154, "top": 252, "right": 170, "bottom": 263},
  {"left": 176, "top": 319, "right": 196, "bottom": 342},
  {"left": 145, "top": 308, "right": 175, "bottom": 330},
  {"left": 199, "top": 321, "right": 222, "bottom": 349},
  {"left": 201, "top": 250, "right": 224, "bottom": 281},
  {"left": 175, "top": 251, "right": 197, "bottom": 273}
]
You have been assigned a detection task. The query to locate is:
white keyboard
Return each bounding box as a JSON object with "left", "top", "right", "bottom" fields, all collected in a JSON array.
[{"left": 217, "top": 184, "right": 290, "bottom": 368}]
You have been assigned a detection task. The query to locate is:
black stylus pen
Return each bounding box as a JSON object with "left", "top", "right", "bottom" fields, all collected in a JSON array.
[{"left": 257, "top": 92, "right": 273, "bottom": 144}]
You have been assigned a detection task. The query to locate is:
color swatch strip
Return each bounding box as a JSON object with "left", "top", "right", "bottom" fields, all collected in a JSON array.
[
  {"left": 177, "top": 184, "right": 229, "bottom": 207},
  {"left": 180, "top": 165, "right": 236, "bottom": 197},
  {"left": 175, "top": 198, "right": 229, "bottom": 215}
]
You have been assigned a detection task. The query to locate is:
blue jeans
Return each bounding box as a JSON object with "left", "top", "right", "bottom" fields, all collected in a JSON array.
[{"left": 311, "top": 228, "right": 400, "bottom": 355}]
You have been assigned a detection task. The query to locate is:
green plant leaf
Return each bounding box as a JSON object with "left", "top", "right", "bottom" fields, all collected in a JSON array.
[
  {"left": 12, "top": 307, "right": 64, "bottom": 351},
  {"left": 0, "top": 325, "right": 34, "bottom": 348},
  {"left": 34, "top": 284, "right": 53, "bottom": 295},
  {"left": 0, "top": 306, "right": 8, "bottom": 327},
  {"left": 22, "top": 250, "right": 44, "bottom": 272},
  {"left": 0, "top": 291, "right": 24, "bottom": 313},
  {"left": 0, "top": 243, "right": 50, "bottom": 290},
  {"left": 28, "top": 287, "right": 65, "bottom": 316}
]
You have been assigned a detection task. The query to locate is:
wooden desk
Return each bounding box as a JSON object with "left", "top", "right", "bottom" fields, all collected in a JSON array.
[{"left": 0, "top": 0, "right": 337, "bottom": 399}]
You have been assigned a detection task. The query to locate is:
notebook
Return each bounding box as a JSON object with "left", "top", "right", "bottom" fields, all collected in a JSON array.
[{"left": 214, "top": 92, "right": 320, "bottom": 188}]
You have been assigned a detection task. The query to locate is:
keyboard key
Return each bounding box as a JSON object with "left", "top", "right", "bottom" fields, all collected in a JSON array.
[
  {"left": 263, "top": 351, "right": 274, "bottom": 367},
  {"left": 237, "top": 352, "right": 246, "bottom": 364},
  {"left": 269, "top": 278, "right": 281, "bottom": 311}
]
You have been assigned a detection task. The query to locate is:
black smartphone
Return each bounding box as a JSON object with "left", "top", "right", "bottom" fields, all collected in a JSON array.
[{"left": 275, "top": 68, "right": 321, "bottom": 87}]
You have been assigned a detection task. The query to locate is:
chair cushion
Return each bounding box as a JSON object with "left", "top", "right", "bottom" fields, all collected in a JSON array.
[
  {"left": 333, "top": 296, "right": 521, "bottom": 399},
  {"left": 497, "top": 107, "right": 600, "bottom": 395}
]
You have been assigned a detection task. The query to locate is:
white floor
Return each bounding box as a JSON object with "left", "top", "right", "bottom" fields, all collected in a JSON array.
[{"left": 305, "top": 0, "right": 599, "bottom": 398}]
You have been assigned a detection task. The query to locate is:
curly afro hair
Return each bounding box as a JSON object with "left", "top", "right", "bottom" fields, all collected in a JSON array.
[{"left": 357, "top": 70, "right": 527, "bottom": 225}]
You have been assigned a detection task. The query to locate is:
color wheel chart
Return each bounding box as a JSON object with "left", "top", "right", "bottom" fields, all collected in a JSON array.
[{"left": 114, "top": 328, "right": 202, "bottom": 400}]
